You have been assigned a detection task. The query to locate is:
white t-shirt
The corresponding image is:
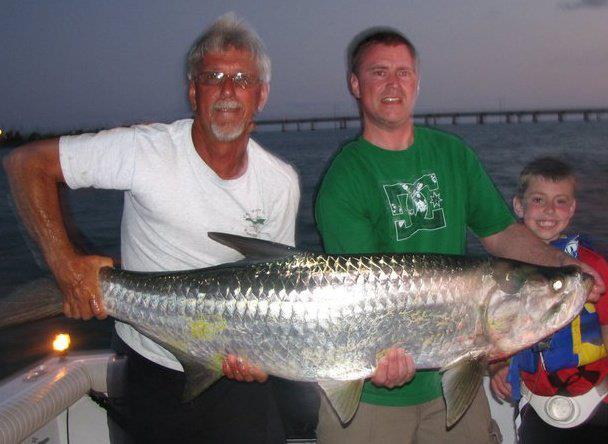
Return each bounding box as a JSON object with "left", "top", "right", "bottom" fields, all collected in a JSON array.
[{"left": 59, "top": 119, "right": 300, "bottom": 370}]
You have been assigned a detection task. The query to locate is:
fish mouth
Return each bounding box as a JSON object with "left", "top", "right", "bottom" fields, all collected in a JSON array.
[{"left": 540, "top": 299, "right": 564, "bottom": 324}]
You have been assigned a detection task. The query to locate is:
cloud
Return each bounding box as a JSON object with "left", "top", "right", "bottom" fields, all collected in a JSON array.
[{"left": 560, "top": 0, "right": 608, "bottom": 9}]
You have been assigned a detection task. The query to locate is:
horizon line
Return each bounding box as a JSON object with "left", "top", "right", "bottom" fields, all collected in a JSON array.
[{"left": 2, "top": 106, "right": 607, "bottom": 137}]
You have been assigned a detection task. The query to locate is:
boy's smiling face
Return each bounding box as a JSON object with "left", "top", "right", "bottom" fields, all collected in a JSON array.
[{"left": 513, "top": 176, "right": 576, "bottom": 243}]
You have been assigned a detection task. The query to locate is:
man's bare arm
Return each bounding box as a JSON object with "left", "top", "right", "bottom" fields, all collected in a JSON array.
[
  {"left": 481, "top": 222, "right": 605, "bottom": 301},
  {"left": 3, "top": 139, "right": 113, "bottom": 319}
]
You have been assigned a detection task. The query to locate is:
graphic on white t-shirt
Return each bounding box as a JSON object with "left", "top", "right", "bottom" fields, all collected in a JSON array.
[{"left": 243, "top": 208, "right": 268, "bottom": 237}]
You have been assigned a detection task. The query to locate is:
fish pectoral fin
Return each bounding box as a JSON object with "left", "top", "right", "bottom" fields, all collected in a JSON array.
[
  {"left": 208, "top": 232, "right": 298, "bottom": 260},
  {"left": 141, "top": 334, "right": 223, "bottom": 402},
  {"left": 175, "top": 349, "right": 223, "bottom": 402},
  {"left": 180, "top": 361, "right": 223, "bottom": 402},
  {"left": 440, "top": 359, "right": 485, "bottom": 428},
  {"left": 440, "top": 350, "right": 486, "bottom": 372},
  {"left": 317, "top": 379, "right": 364, "bottom": 424}
]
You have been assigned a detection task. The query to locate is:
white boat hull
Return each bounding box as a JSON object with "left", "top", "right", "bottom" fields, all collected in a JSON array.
[{"left": 0, "top": 352, "right": 115, "bottom": 444}]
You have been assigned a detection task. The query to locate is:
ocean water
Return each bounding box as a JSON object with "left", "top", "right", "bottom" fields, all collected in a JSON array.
[{"left": 1, "top": 120, "right": 607, "bottom": 379}]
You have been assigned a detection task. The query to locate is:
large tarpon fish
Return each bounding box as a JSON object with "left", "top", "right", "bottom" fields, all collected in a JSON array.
[{"left": 0, "top": 233, "right": 592, "bottom": 427}]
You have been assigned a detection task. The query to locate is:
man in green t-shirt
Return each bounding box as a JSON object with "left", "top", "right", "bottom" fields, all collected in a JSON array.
[{"left": 315, "top": 28, "right": 605, "bottom": 444}]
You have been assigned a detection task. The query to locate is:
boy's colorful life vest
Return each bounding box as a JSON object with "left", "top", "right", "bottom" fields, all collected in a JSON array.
[{"left": 508, "top": 234, "right": 607, "bottom": 400}]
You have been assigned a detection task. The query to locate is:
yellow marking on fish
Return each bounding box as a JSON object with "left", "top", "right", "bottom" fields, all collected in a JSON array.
[
  {"left": 211, "top": 352, "right": 225, "bottom": 372},
  {"left": 152, "top": 333, "right": 187, "bottom": 352},
  {"left": 190, "top": 316, "right": 227, "bottom": 340}
]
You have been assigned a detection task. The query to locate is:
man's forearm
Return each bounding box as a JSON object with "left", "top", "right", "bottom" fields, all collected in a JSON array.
[
  {"left": 4, "top": 139, "right": 112, "bottom": 319},
  {"left": 481, "top": 222, "right": 605, "bottom": 300},
  {"left": 480, "top": 222, "right": 569, "bottom": 266},
  {"left": 3, "top": 139, "right": 78, "bottom": 268}
]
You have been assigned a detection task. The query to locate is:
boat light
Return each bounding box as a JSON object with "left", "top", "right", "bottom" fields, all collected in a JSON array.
[{"left": 53, "top": 333, "right": 71, "bottom": 352}]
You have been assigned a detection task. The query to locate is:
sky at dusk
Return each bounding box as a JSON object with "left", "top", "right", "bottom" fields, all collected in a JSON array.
[{"left": 2, "top": 0, "right": 607, "bottom": 133}]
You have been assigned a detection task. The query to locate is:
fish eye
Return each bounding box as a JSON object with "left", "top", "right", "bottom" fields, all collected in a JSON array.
[{"left": 551, "top": 278, "right": 564, "bottom": 292}]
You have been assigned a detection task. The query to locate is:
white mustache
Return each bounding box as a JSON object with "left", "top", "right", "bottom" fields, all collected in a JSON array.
[{"left": 213, "top": 100, "right": 242, "bottom": 111}]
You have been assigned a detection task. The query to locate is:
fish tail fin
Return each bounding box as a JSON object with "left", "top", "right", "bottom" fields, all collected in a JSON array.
[{"left": 0, "top": 277, "right": 64, "bottom": 330}]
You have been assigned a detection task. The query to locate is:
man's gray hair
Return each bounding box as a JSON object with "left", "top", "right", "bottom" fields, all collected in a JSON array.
[{"left": 187, "top": 13, "right": 271, "bottom": 83}]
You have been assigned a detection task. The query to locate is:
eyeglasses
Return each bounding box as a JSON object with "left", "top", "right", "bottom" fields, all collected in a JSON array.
[{"left": 196, "top": 71, "right": 259, "bottom": 89}]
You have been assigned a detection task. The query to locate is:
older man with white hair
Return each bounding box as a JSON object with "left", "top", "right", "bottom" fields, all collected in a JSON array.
[{"left": 4, "top": 13, "right": 302, "bottom": 443}]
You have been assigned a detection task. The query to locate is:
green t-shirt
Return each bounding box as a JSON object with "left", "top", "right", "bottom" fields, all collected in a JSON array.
[{"left": 315, "top": 126, "right": 514, "bottom": 406}]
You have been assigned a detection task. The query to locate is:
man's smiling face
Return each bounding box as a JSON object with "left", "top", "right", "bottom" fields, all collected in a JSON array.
[{"left": 349, "top": 43, "right": 419, "bottom": 131}]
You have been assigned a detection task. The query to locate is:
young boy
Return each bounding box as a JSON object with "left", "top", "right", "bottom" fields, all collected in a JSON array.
[{"left": 490, "top": 157, "right": 608, "bottom": 443}]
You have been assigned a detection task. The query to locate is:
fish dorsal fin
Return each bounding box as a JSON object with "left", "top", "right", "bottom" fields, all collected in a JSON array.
[
  {"left": 317, "top": 379, "right": 365, "bottom": 424},
  {"left": 208, "top": 232, "right": 297, "bottom": 260},
  {"left": 440, "top": 359, "right": 485, "bottom": 428},
  {"left": 133, "top": 328, "right": 223, "bottom": 402}
]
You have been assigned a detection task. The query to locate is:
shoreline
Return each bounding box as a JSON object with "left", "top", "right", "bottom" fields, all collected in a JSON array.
[{"left": 3, "top": 110, "right": 608, "bottom": 144}]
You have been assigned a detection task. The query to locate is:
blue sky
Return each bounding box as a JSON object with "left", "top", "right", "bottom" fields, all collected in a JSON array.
[{"left": 2, "top": 0, "right": 607, "bottom": 133}]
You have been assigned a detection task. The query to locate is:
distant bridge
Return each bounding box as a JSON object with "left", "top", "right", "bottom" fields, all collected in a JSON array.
[{"left": 256, "top": 107, "right": 608, "bottom": 131}]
